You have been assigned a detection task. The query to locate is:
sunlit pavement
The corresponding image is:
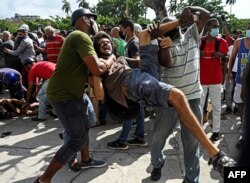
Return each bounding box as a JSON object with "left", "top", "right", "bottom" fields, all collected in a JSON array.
[{"left": 0, "top": 101, "right": 240, "bottom": 183}]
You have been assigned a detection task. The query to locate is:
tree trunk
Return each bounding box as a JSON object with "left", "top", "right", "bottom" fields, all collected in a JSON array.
[{"left": 143, "top": 0, "right": 168, "bottom": 20}]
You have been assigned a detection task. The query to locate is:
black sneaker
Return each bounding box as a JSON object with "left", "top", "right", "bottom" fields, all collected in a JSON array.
[
  {"left": 233, "top": 107, "right": 239, "bottom": 115},
  {"left": 210, "top": 133, "right": 220, "bottom": 142},
  {"left": 132, "top": 132, "right": 147, "bottom": 138},
  {"left": 49, "top": 111, "right": 58, "bottom": 118},
  {"left": 150, "top": 161, "right": 164, "bottom": 181},
  {"left": 58, "top": 132, "right": 64, "bottom": 140},
  {"left": 107, "top": 140, "right": 128, "bottom": 150},
  {"left": 182, "top": 178, "right": 194, "bottom": 183},
  {"left": 31, "top": 116, "right": 47, "bottom": 121},
  {"left": 127, "top": 137, "right": 147, "bottom": 146},
  {"left": 236, "top": 139, "right": 246, "bottom": 149},
  {"left": 224, "top": 107, "right": 232, "bottom": 114},
  {"left": 208, "top": 151, "right": 236, "bottom": 177},
  {"left": 220, "top": 113, "right": 228, "bottom": 120}
]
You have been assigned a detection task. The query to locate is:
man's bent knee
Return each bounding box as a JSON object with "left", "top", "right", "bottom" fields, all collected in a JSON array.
[{"left": 168, "top": 88, "right": 187, "bottom": 107}]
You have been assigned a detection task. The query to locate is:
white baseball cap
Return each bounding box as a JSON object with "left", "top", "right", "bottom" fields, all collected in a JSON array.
[
  {"left": 134, "top": 23, "right": 142, "bottom": 33},
  {"left": 17, "top": 24, "right": 29, "bottom": 32}
]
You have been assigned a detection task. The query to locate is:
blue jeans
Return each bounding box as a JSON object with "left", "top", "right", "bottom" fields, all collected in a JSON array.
[
  {"left": 118, "top": 104, "right": 145, "bottom": 143},
  {"left": 83, "top": 93, "right": 97, "bottom": 127},
  {"left": 38, "top": 80, "right": 56, "bottom": 119},
  {"left": 151, "top": 99, "right": 201, "bottom": 183}
]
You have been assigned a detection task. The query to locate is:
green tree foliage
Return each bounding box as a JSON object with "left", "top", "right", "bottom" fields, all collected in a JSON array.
[
  {"left": 165, "top": 0, "right": 250, "bottom": 34},
  {"left": 77, "top": 0, "right": 90, "bottom": 8},
  {"left": 46, "top": 16, "right": 72, "bottom": 30},
  {"left": 143, "top": 0, "right": 167, "bottom": 20},
  {"left": 95, "top": 0, "right": 147, "bottom": 24},
  {"left": 226, "top": 0, "right": 236, "bottom": 5},
  {"left": 62, "top": 0, "right": 72, "bottom": 16},
  {"left": 169, "top": 0, "right": 227, "bottom": 17},
  {"left": 229, "top": 16, "right": 250, "bottom": 33},
  {"left": 0, "top": 0, "right": 248, "bottom": 34},
  {"left": 0, "top": 20, "right": 19, "bottom": 33}
]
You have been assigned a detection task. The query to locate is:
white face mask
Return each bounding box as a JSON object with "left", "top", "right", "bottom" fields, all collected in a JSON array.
[
  {"left": 210, "top": 28, "right": 219, "bottom": 37},
  {"left": 246, "top": 30, "right": 250, "bottom": 38}
]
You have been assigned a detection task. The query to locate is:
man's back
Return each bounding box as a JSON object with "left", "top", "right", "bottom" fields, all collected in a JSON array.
[
  {"left": 28, "top": 61, "right": 56, "bottom": 83},
  {"left": 47, "top": 30, "right": 95, "bottom": 102},
  {"left": 125, "top": 37, "right": 139, "bottom": 58}
]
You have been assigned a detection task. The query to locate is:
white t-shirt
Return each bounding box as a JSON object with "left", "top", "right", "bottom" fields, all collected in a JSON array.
[{"left": 227, "top": 45, "right": 238, "bottom": 72}]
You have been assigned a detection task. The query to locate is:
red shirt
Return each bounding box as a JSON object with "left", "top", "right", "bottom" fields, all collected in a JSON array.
[
  {"left": 200, "top": 36, "right": 228, "bottom": 85},
  {"left": 225, "top": 35, "right": 234, "bottom": 46},
  {"left": 46, "top": 34, "right": 64, "bottom": 63},
  {"left": 28, "top": 61, "right": 56, "bottom": 83}
]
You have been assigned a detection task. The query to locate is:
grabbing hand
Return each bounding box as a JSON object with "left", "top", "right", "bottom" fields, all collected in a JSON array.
[{"left": 148, "top": 22, "right": 164, "bottom": 39}]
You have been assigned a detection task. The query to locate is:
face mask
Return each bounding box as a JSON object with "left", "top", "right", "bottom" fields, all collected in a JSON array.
[
  {"left": 16, "top": 36, "right": 24, "bottom": 42},
  {"left": 119, "top": 31, "right": 125, "bottom": 40},
  {"left": 246, "top": 30, "right": 250, "bottom": 38},
  {"left": 210, "top": 28, "right": 219, "bottom": 37},
  {"left": 89, "top": 18, "right": 98, "bottom": 36}
]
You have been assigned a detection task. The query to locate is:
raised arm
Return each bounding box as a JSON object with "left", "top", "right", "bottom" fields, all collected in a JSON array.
[
  {"left": 180, "top": 6, "right": 211, "bottom": 33},
  {"left": 148, "top": 22, "right": 172, "bottom": 67}
]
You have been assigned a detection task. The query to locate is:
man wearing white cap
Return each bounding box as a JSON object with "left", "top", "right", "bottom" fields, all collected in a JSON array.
[
  {"left": 134, "top": 23, "right": 142, "bottom": 38},
  {"left": 3, "top": 24, "right": 36, "bottom": 65}
]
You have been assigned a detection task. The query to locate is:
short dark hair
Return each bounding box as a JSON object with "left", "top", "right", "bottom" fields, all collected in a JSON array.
[
  {"left": 119, "top": 18, "right": 134, "bottom": 31},
  {"left": 207, "top": 18, "right": 219, "bottom": 27}
]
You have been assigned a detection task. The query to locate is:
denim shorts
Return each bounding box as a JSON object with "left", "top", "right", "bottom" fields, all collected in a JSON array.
[{"left": 124, "top": 69, "right": 173, "bottom": 108}]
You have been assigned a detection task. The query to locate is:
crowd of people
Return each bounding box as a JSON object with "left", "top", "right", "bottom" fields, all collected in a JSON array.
[{"left": 0, "top": 5, "right": 249, "bottom": 183}]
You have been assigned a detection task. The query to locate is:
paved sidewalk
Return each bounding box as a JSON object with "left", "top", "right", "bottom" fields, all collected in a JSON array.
[{"left": 0, "top": 104, "right": 241, "bottom": 183}]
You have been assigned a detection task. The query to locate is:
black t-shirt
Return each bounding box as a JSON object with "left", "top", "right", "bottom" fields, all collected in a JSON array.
[{"left": 125, "top": 37, "right": 139, "bottom": 58}]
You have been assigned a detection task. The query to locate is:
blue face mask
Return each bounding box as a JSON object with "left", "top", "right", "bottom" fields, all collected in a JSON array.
[
  {"left": 246, "top": 30, "right": 250, "bottom": 38},
  {"left": 210, "top": 28, "right": 219, "bottom": 37}
]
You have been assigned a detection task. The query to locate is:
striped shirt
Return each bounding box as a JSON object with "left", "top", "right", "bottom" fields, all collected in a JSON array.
[
  {"left": 46, "top": 34, "right": 64, "bottom": 63},
  {"left": 161, "top": 24, "right": 202, "bottom": 100}
]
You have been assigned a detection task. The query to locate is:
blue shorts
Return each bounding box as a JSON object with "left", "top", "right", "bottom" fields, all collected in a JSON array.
[{"left": 124, "top": 69, "right": 173, "bottom": 108}]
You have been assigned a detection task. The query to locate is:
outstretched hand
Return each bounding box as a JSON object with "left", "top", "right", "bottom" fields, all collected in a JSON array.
[{"left": 148, "top": 22, "right": 164, "bottom": 39}]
